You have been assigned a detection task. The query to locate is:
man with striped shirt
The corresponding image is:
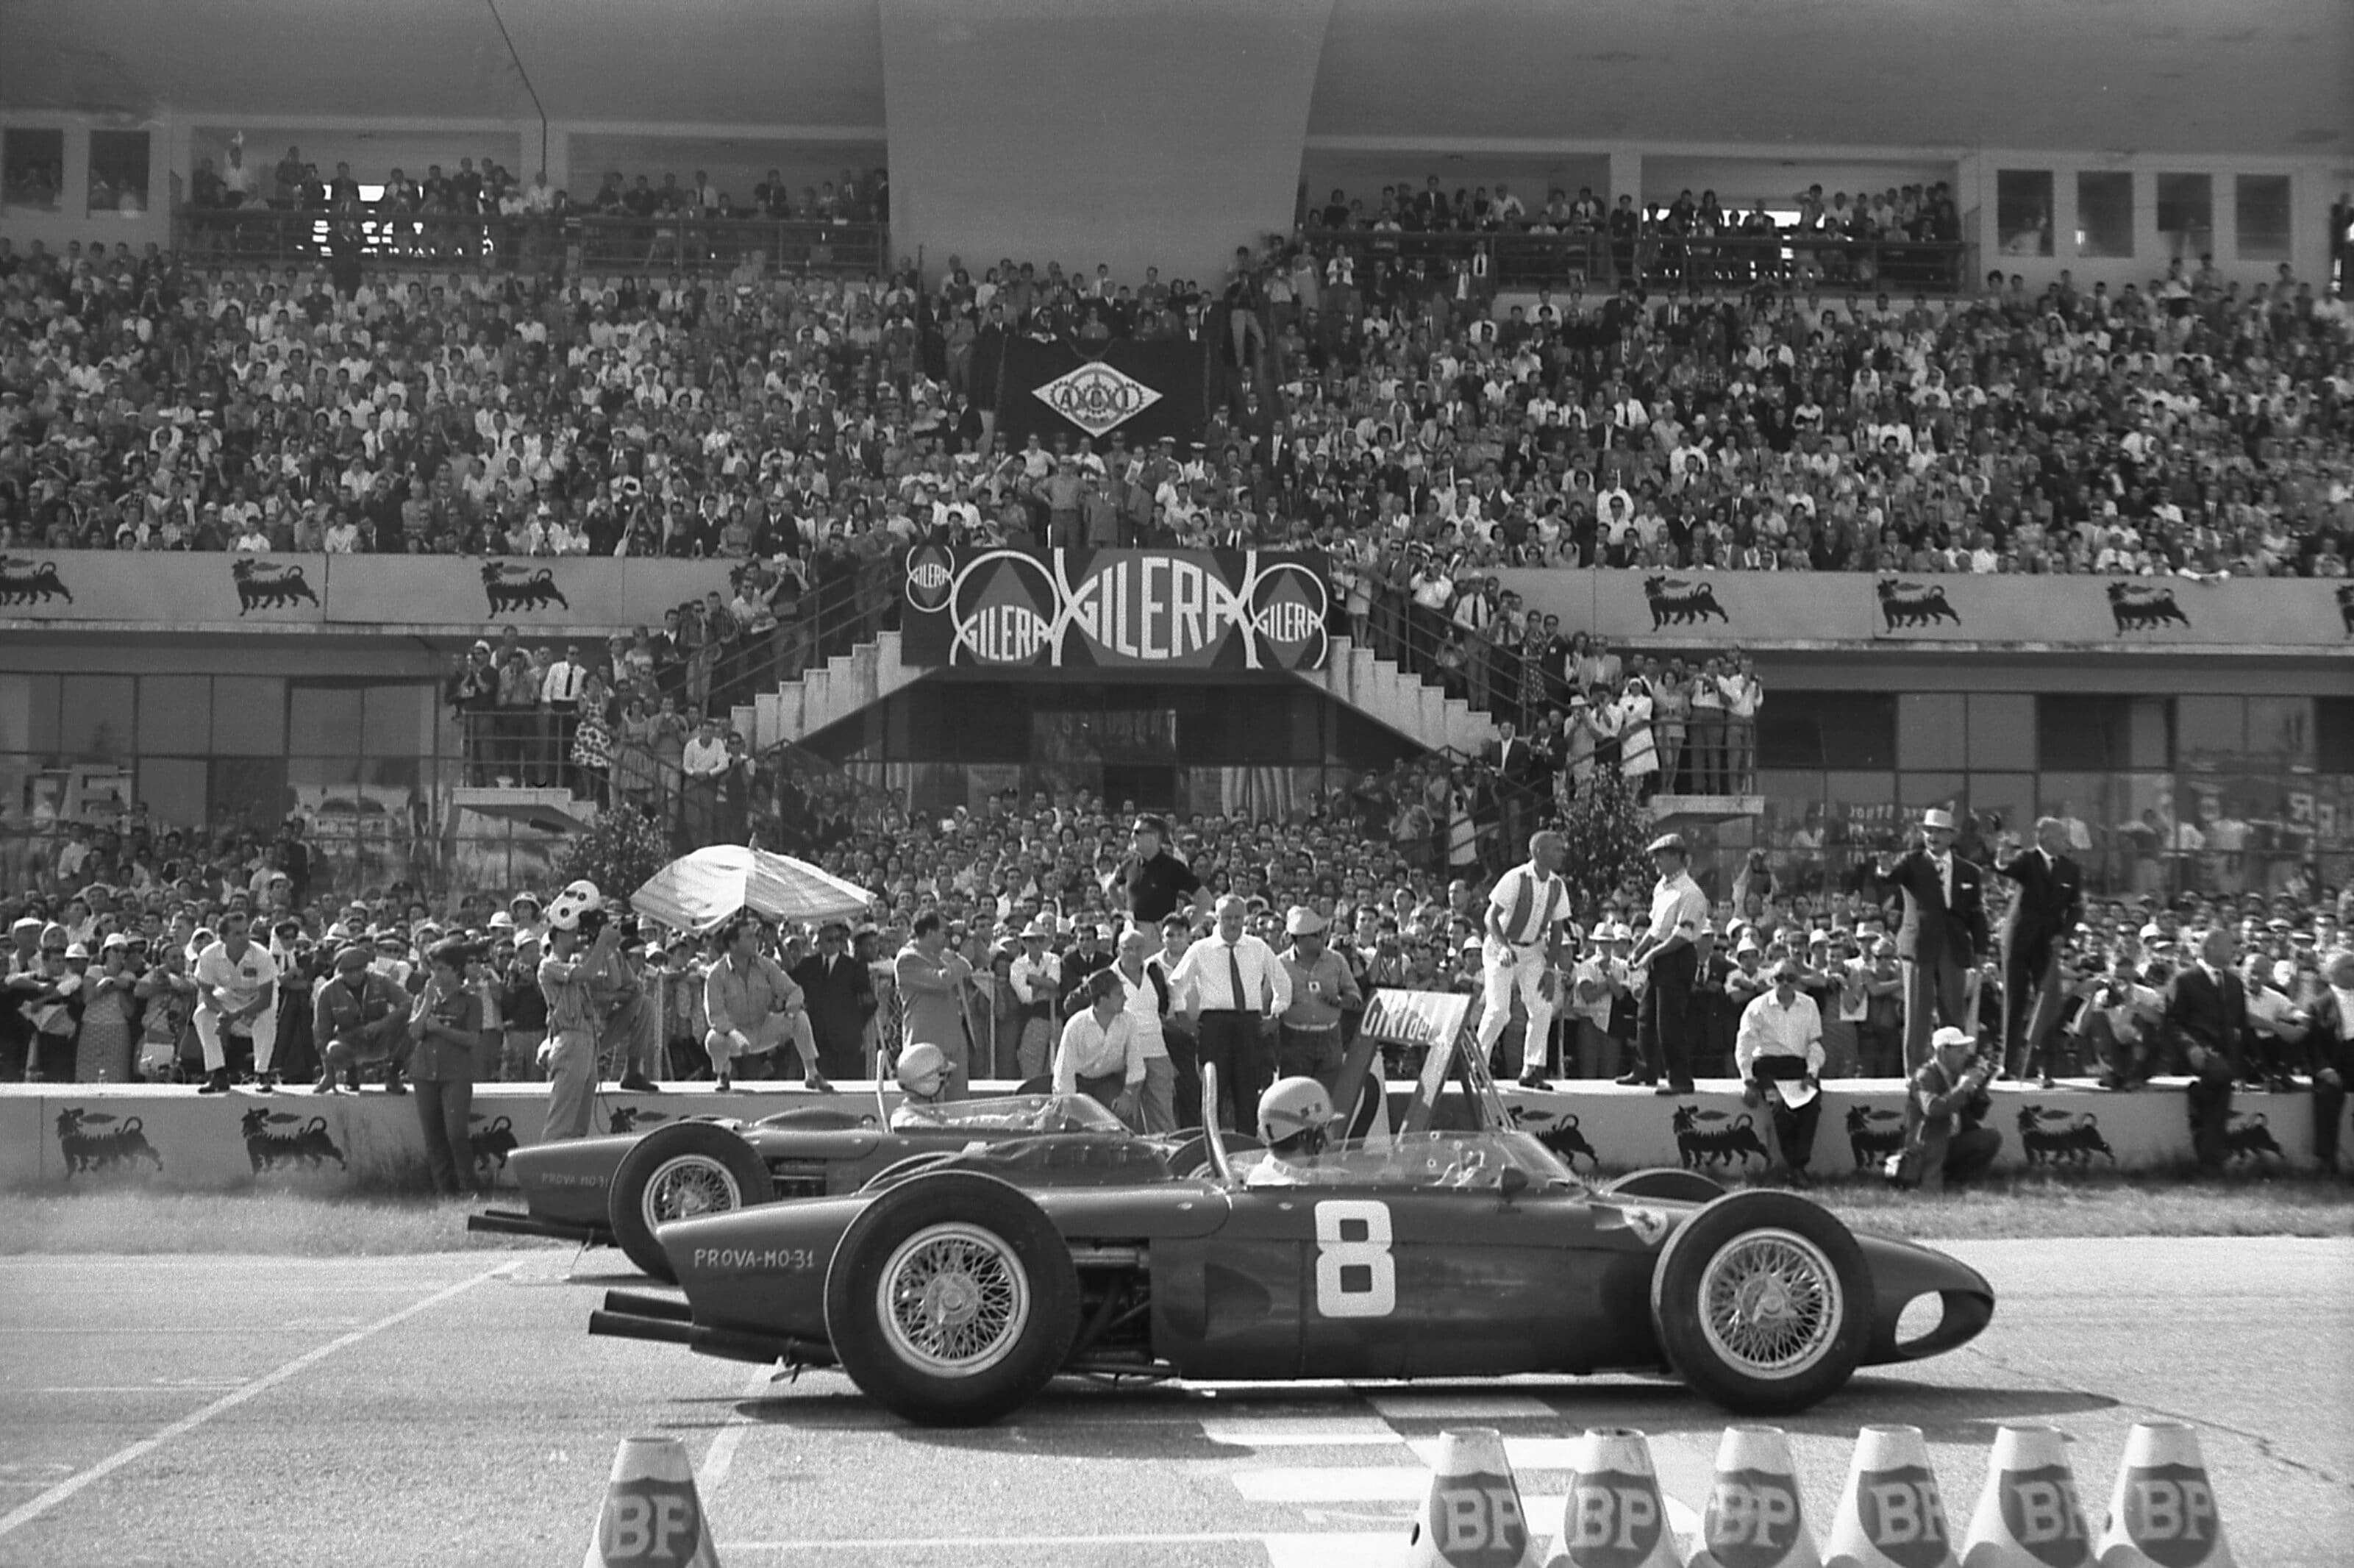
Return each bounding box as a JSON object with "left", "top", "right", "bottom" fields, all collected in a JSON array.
[{"left": 1477, "top": 830, "right": 1573, "bottom": 1088}]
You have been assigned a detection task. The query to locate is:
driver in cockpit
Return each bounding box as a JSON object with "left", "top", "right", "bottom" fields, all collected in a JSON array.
[
  {"left": 1242, "top": 1076, "right": 1342, "bottom": 1186},
  {"left": 887, "top": 1043, "right": 950, "bottom": 1128}
]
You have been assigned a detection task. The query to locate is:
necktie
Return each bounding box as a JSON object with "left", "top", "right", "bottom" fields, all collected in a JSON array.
[{"left": 1227, "top": 943, "right": 1250, "bottom": 1013}]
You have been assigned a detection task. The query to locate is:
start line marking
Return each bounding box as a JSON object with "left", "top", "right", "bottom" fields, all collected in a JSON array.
[{"left": 0, "top": 1261, "right": 513, "bottom": 1542}]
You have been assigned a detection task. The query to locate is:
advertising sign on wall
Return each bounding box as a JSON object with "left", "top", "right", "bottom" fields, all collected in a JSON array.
[{"left": 901, "top": 547, "right": 1330, "bottom": 671}]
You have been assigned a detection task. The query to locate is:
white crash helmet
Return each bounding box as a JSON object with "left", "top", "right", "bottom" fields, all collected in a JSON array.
[
  {"left": 895, "top": 1042, "right": 946, "bottom": 1100},
  {"left": 1258, "top": 1076, "right": 1335, "bottom": 1157},
  {"left": 544, "top": 879, "right": 602, "bottom": 932}
]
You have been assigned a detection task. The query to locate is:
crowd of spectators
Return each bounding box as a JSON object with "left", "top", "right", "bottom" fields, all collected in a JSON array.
[
  {"left": 7, "top": 791, "right": 2348, "bottom": 1190},
  {"left": 2, "top": 184, "right": 2344, "bottom": 589}
]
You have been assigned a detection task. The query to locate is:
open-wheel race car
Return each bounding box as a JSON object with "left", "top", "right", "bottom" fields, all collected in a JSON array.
[
  {"left": 588, "top": 1042, "right": 1995, "bottom": 1426},
  {"left": 468, "top": 1086, "right": 1241, "bottom": 1282}
]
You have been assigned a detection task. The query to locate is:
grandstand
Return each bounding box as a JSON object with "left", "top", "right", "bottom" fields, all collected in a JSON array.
[{"left": 1, "top": 0, "right": 2350, "bottom": 919}]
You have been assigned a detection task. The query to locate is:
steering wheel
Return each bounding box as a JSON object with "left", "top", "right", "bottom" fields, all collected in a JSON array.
[{"left": 1438, "top": 1146, "right": 1489, "bottom": 1189}]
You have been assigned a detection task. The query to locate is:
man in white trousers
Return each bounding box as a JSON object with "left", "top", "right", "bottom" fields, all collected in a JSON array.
[
  {"left": 1477, "top": 830, "right": 1574, "bottom": 1087},
  {"left": 193, "top": 909, "right": 282, "bottom": 1094}
]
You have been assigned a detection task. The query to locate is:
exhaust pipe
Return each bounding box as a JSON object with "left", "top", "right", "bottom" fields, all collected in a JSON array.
[
  {"left": 604, "top": 1290, "right": 691, "bottom": 1323},
  {"left": 588, "top": 1308, "right": 693, "bottom": 1347}
]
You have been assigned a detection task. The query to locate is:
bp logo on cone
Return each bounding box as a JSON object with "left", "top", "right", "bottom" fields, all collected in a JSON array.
[
  {"left": 1995, "top": 1464, "right": 2091, "bottom": 1567},
  {"left": 1701, "top": 1467, "right": 1808, "bottom": 1567},
  {"left": 1850, "top": 1464, "right": 1950, "bottom": 1568},
  {"left": 1561, "top": 1470, "right": 1665, "bottom": 1566},
  {"left": 1426, "top": 1469, "right": 1530, "bottom": 1567},
  {"left": 2107, "top": 1464, "right": 2222, "bottom": 1567}
]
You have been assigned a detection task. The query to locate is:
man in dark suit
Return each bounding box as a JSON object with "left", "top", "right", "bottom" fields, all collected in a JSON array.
[
  {"left": 790, "top": 920, "right": 875, "bottom": 1083},
  {"left": 2163, "top": 926, "right": 2250, "bottom": 1175},
  {"left": 1880, "top": 808, "right": 1990, "bottom": 1072},
  {"left": 1996, "top": 816, "right": 2085, "bottom": 1086}
]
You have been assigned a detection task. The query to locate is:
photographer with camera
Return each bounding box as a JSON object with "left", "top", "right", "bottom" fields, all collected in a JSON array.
[
  {"left": 538, "top": 891, "right": 621, "bottom": 1139},
  {"left": 1894, "top": 1024, "right": 2002, "bottom": 1191}
]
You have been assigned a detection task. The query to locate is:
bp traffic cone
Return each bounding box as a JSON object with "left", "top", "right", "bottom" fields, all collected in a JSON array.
[
  {"left": 1688, "top": 1425, "right": 1822, "bottom": 1568},
  {"left": 584, "top": 1435, "right": 723, "bottom": 1568},
  {"left": 1550, "top": 1428, "right": 1681, "bottom": 1568},
  {"left": 1823, "top": 1425, "right": 1958, "bottom": 1568},
  {"left": 2091, "top": 1422, "right": 2236, "bottom": 1568},
  {"left": 1405, "top": 1428, "right": 1547, "bottom": 1568},
  {"left": 1961, "top": 1425, "right": 2092, "bottom": 1568}
]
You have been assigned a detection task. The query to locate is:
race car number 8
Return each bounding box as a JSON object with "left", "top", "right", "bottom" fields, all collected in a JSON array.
[{"left": 1313, "top": 1200, "right": 1395, "bottom": 1318}]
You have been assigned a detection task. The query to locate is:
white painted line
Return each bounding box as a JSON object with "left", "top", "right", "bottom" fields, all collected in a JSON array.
[
  {"left": 696, "top": 1366, "right": 776, "bottom": 1504},
  {"left": 1237, "top": 1466, "right": 1430, "bottom": 1503},
  {"left": 1364, "top": 1391, "right": 1557, "bottom": 1420},
  {"left": 0, "top": 1261, "right": 512, "bottom": 1542},
  {"left": 1263, "top": 1532, "right": 1411, "bottom": 1567},
  {"left": 23, "top": 1385, "right": 247, "bottom": 1394},
  {"left": 718, "top": 1531, "right": 1397, "bottom": 1554},
  {"left": 1200, "top": 1414, "right": 1406, "bottom": 1448},
  {"left": 1408, "top": 1435, "right": 1583, "bottom": 1469}
]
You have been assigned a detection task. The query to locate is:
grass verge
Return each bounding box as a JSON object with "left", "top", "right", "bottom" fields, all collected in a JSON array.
[{"left": 0, "top": 1172, "right": 2347, "bottom": 1255}]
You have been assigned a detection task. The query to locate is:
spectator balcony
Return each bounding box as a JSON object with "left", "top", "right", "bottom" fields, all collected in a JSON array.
[
  {"left": 171, "top": 206, "right": 891, "bottom": 277},
  {"left": 1299, "top": 226, "right": 1974, "bottom": 296}
]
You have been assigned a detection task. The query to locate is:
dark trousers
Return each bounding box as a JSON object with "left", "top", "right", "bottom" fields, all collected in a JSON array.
[
  {"left": 2314, "top": 1077, "right": 2347, "bottom": 1173},
  {"left": 1638, "top": 947, "right": 1699, "bottom": 1088},
  {"left": 1768, "top": 1094, "right": 1823, "bottom": 1173},
  {"left": 2003, "top": 939, "right": 2065, "bottom": 1077},
  {"left": 1277, "top": 1024, "right": 1345, "bottom": 1097},
  {"left": 1901, "top": 952, "right": 1970, "bottom": 1073},
  {"left": 1163, "top": 1024, "right": 1202, "bottom": 1130},
  {"left": 2186, "top": 1070, "right": 2234, "bottom": 1173},
  {"left": 414, "top": 1076, "right": 475, "bottom": 1195},
  {"left": 1942, "top": 1127, "right": 2003, "bottom": 1187},
  {"left": 1195, "top": 1011, "right": 1269, "bottom": 1133}
]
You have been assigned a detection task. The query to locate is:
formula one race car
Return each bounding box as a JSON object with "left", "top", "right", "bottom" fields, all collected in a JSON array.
[
  {"left": 469, "top": 1089, "right": 1235, "bottom": 1283},
  {"left": 590, "top": 1048, "right": 1995, "bottom": 1426}
]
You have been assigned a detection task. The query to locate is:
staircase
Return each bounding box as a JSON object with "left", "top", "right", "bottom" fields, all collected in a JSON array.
[
  {"left": 1297, "top": 635, "right": 1499, "bottom": 755},
  {"left": 744, "top": 630, "right": 923, "bottom": 749}
]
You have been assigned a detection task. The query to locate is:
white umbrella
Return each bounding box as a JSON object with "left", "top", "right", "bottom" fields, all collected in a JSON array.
[{"left": 629, "top": 844, "right": 872, "bottom": 934}]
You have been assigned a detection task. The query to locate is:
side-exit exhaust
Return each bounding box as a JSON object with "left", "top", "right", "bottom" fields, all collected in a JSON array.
[{"left": 588, "top": 1297, "right": 836, "bottom": 1369}]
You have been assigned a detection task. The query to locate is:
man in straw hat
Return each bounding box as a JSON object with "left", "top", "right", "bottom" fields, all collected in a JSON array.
[
  {"left": 1624, "top": 831, "right": 1710, "bottom": 1094},
  {"left": 1880, "top": 806, "right": 1990, "bottom": 1073}
]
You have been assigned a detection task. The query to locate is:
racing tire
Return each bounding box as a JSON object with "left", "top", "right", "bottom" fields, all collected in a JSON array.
[
  {"left": 1648, "top": 1189, "right": 1870, "bottom": 1416},
  {"left": 824, "top": 1172, "right": 1080, "bottom": 1427},
  {"left": 1605, "top": 1167, "right": 1726, "bottom": 1203},
  {"left": 610, "top": 1123, "right": 775, "bottom": 1283},
  {"left": 860, "top": 1151, "right": 963, "bottom": 1191}
]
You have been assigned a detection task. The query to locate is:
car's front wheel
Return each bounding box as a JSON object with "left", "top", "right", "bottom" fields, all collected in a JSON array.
[
  {"left": 1648, "top": 1190, "right": 1869, "bottom": 1415},
  {"left": 824, "top": 1172, "right": 1079, "bottom": 1426},
  {"left": 609, "top": 1124, "right": 775, "bottom": 1283}
]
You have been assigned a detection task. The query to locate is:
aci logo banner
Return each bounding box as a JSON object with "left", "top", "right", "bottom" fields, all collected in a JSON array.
[
  {"left": 1031, "top": 361, "right": 1163, "bottom": 438},
  {"left": 902, "top": 548, "right": 1329, "bottom": 671}
]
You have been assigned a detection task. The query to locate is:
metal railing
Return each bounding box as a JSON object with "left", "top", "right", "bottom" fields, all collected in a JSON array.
[
  {"left": 1298, "top": 227, "right": 1972, "bottom": 295},
  {"left": 1344, "top": 580, "right": 1755, "bottom": 799},
  {"left": 172, "top": 207, "right": 890, "bottom": 277}
]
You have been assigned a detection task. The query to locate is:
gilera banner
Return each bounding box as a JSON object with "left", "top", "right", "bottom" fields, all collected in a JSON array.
[
  {"left": 900, "top": 547, "right": 1331, "bottom": 671},
  {"left": 1490, "top": 569, "right": 2354, "bottom": 651},
  {"left": 993, "top": 336, "right": 1208, "bottom": 451}
]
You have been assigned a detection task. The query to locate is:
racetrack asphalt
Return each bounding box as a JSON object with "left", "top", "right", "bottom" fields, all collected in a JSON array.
[{"left": 0, "top": 1238, "right": 2347, "bottom": 1567}]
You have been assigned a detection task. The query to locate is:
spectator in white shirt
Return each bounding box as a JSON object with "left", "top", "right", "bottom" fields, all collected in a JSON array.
[
  {"left": 1053, "top": 968, "right": 1146, "bottom": 1127},
  {"left": 1168, "top": 895, "right": 1291, "bottom": 1132},
  {"left": 538, "top": 644, "right": 588, "bottom": 790},
  {"left": 1736, "top": 960, "right": 1827, "bottom": 1183}
]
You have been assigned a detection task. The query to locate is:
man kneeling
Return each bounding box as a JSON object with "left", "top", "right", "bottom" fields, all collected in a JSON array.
[{"left": 1894, "top": 1024, "right": 2001, "bottom": 1190}]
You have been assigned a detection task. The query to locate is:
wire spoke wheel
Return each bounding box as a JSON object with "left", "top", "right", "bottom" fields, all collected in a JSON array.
[
  {"left": 1696, "top": 1227, "right": 1841, "bottom": 1378},
  {"left": 878, "top": 1222, "right": 1032, "bottom": 1378},
  {"left": 643, "top": 1155, "right": 742, "bottom": 1228}
]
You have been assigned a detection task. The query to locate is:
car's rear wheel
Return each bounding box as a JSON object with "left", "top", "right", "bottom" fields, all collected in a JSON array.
[
  {"left": 1648, "top": 1190, "right": 1869, "bottom": 1415},
  {"left": 824, "top": 1172, "right": 1079, "bottom": 1426},
  {"left": 610, "top": 1124, "right": 774, "bottom": 1283}
]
